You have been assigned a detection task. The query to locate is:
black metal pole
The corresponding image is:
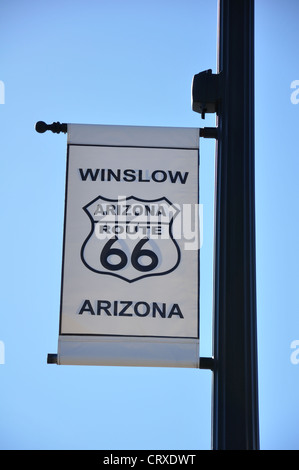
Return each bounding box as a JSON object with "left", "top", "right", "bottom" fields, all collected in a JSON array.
[{"left": 212, "top": 0, "right": 259, "bottom": 449}]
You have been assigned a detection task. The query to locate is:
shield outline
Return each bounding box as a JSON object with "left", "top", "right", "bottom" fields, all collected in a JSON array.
[{"left": 80, "top": 195, "right": 181, "bottom": 283}]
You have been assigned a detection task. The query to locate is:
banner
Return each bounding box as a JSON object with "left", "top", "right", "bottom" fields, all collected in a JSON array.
[{"left": 56, "top": 124, "right": 200, "bottom": 367}]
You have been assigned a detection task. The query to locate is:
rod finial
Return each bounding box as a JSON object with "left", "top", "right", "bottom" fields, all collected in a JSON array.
[
  {"left": 35, "top": 121, "right": 67, "bottom": 134},
  {"left": 47, "top": 353, "right": 58, "bottom": 364}
]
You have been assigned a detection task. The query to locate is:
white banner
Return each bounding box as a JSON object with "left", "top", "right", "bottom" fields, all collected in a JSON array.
[{"left": 57, "top": 124, "right": 200, "bottom": 367}]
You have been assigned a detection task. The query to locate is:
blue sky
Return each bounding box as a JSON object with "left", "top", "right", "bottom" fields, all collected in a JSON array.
[{"left": 0, "top": 0, "right": 299, "bottom": 450}]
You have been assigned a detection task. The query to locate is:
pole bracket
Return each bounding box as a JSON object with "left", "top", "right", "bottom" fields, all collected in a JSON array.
[
  {"left": 199, "top": 357, "right": 215, "bottom": 370},
  {"left": 200, "top": 127, "right": 218, "bottom": 139}
]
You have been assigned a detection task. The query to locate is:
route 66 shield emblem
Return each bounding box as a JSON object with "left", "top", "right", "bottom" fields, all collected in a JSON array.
[{"left": 80, "top": 195, "right": 181, "bottom": 283}]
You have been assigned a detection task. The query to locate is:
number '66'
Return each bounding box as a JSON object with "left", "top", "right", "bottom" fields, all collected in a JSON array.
[{"left": 100, "top": 236, "right": 159, "bottom": 273}]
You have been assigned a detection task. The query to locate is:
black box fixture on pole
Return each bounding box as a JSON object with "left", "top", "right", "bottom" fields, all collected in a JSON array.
[{"left": 192, "top": 0, "right": 259, "bottom": 450}]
